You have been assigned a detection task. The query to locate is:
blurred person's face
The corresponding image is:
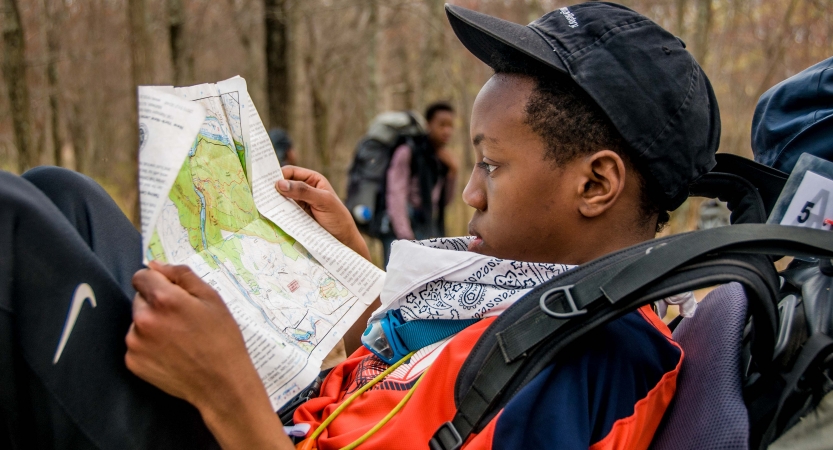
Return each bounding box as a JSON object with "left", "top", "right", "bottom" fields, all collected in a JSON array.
[
  {"left": 427, "top": 110, "right": 455, "bottom": 148},
  {"left": 463, "top": 74, "right": 600, "bottom": 264},
  {"left": 285, "top": 147, "right": 298, "bottom": 166}
]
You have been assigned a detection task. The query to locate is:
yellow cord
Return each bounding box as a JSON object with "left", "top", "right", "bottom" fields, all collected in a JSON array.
[
  {"left": 305, "top": 351, "right": 417, "bottom": 447},
  {"left": 340, "top": 368, "right": 428, "bottom": 450}
]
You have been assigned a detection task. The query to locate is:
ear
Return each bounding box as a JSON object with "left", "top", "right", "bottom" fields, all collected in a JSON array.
[{"left": 577, "top": 150, "right": 626, "bottom": 218}]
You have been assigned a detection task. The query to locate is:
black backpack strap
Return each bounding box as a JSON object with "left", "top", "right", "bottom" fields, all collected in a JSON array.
[
  {"left": 429, "top": 225, "right": 833, "bottom": 449},
  {"left": 690, "top": 172, "right": 768, "bottom": 224},
  {"left": 712, "top": 154, "right": 789, "bottom": 216},
  {"left": 688, "top": 154, "right": 789, "bottom": 225}
]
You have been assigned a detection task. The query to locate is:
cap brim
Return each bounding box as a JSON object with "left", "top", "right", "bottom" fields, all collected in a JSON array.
[{"left": 445, "top": 4, "right": 568, "bottom": 74}]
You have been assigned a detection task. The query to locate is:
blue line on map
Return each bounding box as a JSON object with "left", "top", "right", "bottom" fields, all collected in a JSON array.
[{"left": 190, "top": 142, "right": 279, "bottom": 333}]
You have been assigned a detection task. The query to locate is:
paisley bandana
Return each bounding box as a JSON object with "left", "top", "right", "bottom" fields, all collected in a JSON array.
[
  {"left": 370, "top": 237, "right": 575, "bottom": 323},
  {"left": 370, "top": 237, "right": 698, "bottom": 324}
]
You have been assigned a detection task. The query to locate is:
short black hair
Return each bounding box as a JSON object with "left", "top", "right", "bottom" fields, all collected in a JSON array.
[
  {"left": 425, "top": 101, "right": 455, "bottom": 123},
  {"left": 490, "top": 53, "right": 670, "bottom": 232}
]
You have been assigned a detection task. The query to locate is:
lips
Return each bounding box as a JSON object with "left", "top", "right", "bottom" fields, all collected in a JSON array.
[
  {"left": 467, "top": 224, "right": 484, "bottom": 252},
  {"left": 467, "top": 236, "right": 484, "bottom": 252}
]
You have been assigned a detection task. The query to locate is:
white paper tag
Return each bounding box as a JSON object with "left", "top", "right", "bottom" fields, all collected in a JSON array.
[{"left": 779, "top": 171, "right": 833, "bottom": 230}]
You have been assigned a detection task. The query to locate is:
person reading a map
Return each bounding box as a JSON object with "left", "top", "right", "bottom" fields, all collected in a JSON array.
[{"left": 0, "top": 3, "right": 720, "bottom": 449}]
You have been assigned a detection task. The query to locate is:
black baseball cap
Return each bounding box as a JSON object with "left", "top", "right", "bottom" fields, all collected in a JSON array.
[{"left": 446, "top": 2, "right": 721, "bottom": 210}]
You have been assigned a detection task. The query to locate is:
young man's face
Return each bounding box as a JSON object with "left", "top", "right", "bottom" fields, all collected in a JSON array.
[
  {"left": 427, "top": 110, "right": 455, "bottom": 148},
  {"left": 464, "top": 74, "right": 587, "bottom": 264}
]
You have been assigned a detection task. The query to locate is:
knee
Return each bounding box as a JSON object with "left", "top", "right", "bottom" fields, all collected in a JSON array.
[
  {"left": 22, "top": 166, "right": 109, "bottom": 206},
  {"left": 23, "top": 166, "right": 95, "bottom": 192},
  {"left": 0, "top": 170, "right": 48, "bottom": 212}
]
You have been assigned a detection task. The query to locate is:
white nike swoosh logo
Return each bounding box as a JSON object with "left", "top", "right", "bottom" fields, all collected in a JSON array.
[{"left": 53, "top": 283, "right": 97, "bottom": 364}]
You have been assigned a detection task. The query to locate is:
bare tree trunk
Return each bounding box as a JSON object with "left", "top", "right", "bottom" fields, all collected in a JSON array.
[
  {"left": 67, "top": 102, "right": 87, "bottom": 173},
  {"left": 422, "top": 0, "right": 449, "bottom": 104},
  {"left": 44, "top": 0, "right": 64, "bottom": 167},
  {"left": 265, "top": 0, "right": 291, "bottom": 129},
  {"left": 226, "top": 0, "right": 266, "bottom": 116},
  {"left": 693, "top": 0, "right": 713, "bottom": 64},
  {"left": 310, "top": 83, "right": 330, "bottom": 179},
  {"left": 302, "top": 14, "right": 331, "bottom": 179},
  {"left": 128, "top": 0, "right": 153, "bottom": 226},
  {"left": 752, "top": 0, "right": 800, "bottom": 100},
  {"left": 675, "top": 0, "right": 687, "bottom": 36},
  {"left": 168, "top": 0, "right": 190, "bottom": 85},
  {"left": 1, "top": 0, "right": 34, "bottom": 173},
  {"left": 397, "top": 42, "right": 415, "bottom": 110},
  {"left": 365, "top": 0, "right": 379, "bottom": 124},
  {"left": 83, "top": 0, "right": 100, "bottom": 174}
]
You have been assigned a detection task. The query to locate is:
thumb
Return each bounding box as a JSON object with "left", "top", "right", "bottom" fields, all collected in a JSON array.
[
  {"left": 149, "top": 261, "right": 222, "bottom": 304},
  {"left": 276, "top": 179, "right": 338, "bottom": 212}
]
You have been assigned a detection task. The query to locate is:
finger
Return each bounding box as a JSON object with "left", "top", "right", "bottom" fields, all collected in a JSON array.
[
  {"left": 130, "top": 293, "right": 155, "bottom": 337},
  {"left": 150, "top": 263, "right": 218, "bottom": 300},
  {"left": 124, "top": 323, "right": 141, "bottom": 372},
  {"left": 156, "top": 264, "right": 223, "bottom": 305},
  {"left": 280, "top": 166, "right": 335, "bottom": 192},
  {"left": 132, "top": 265, "right": 193, "bottom": 309},
  {"left": 276, "top": 179, "right": 339, "bottom": 212},
  {"left": 131, "top": 292, "right": 151, "bottom": 320}
]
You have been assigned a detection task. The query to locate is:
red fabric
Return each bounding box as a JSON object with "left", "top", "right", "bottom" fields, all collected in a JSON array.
[
  {"left": 294, "top": 319, "right": 495, "bottom": 450},
  {"left": 294, "top": 306, "right": 680, "bottom": 450}
]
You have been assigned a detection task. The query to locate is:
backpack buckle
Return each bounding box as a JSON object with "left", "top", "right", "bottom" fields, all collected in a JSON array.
[
  {"left": 429, "top": 421, "right": 463, "bottom": 450},
  {"left": 539, "top": 285, "right": 587, "bottom": 319}
]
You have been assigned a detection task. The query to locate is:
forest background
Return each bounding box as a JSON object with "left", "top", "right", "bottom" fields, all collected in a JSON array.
[{"left": 1, "top": 0, "right": 831, "bottom": 262}]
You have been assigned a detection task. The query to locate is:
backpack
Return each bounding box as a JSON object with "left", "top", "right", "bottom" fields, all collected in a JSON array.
[
  {"left": 428, "top": 154, "right": 833, "bottom": 450},
  {"left": 344, "top": 111, "right": 428, "bottom": 238}
]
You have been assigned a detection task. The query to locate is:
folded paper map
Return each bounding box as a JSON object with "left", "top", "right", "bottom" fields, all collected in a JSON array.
[{"left": 137, "top": 76, "right": 385, "bottom": 410}]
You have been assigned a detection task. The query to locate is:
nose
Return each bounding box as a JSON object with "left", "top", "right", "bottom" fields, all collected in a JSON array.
[{"left": 462, "top": 168, "right": 486, "bottom": 211}]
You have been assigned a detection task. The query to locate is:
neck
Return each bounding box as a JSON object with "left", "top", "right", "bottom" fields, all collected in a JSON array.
[{"left": 558, "top": 220, "right": 657, "bottom": 266}]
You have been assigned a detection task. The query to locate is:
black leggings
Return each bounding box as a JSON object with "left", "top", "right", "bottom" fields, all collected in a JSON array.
[{"left": 0, "top": 167, "right": 217, "bottom": 449}]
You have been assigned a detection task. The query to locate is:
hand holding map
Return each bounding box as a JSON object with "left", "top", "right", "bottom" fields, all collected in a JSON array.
[{"left": 137, "top": 77, "right": 385, "bottom": 410}]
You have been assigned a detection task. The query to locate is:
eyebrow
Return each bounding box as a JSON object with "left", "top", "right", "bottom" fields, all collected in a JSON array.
[{"left": 473, "top": 134, "right": 498, "bottom": 147}]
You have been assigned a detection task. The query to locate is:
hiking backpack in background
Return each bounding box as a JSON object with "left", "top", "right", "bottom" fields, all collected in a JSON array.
[{"left": 344, "top": 111, "right": 428, "bottom": 238}]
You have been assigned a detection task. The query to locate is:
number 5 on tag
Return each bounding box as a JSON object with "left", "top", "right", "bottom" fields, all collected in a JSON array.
[{"left": 781, "top": 171, "right": 833, "bottom": 230}]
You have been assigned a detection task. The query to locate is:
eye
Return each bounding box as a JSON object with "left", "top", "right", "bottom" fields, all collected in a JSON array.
[{"left": 477, "top": 160, "right": 498, "bottom": 175}]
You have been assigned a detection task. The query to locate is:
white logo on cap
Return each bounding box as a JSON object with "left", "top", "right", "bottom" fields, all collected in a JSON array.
[{"left": 559, "top": 7, "right": 579, "bottom": 28}]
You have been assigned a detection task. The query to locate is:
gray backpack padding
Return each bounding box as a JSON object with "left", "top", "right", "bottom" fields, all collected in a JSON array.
[
  {"left": 768, "top": 390, "right": 833, "bottom": 450},
  {"left": 650, "top": 282, "right": 750, "bottom": 450}
]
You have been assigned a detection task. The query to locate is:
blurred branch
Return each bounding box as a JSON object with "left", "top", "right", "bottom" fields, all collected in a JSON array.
[
  {"left": 225, "top": 0, "right": 257, "bottom": 50},
  {"left": 169, "top": 0, "right": 192, "bottom": 85},
  {"left": 692, "top": 0, "right": 713, "bottom": 64},
  {"left": 265, "top": 0, "right": 291, "bottom": 129},
  {"left": 752, "top": 0, "right": 801, "bottom": 101},
  {"left": 43, "top": 0, "right": 64, "bottom": 167},
  {"left": 128, "top": 0, "right": 152, "bottom": 225}
]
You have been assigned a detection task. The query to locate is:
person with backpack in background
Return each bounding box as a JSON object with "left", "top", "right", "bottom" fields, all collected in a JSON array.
[
  {"left": 381, "top": 101, "right": 458, "bottom": 264},
  {"left": 269, "top": 128, "right": 298, "bottom": 167}
]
